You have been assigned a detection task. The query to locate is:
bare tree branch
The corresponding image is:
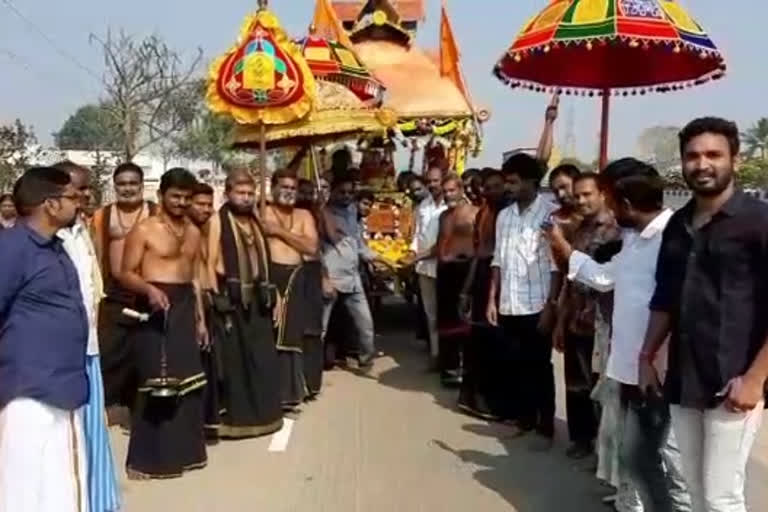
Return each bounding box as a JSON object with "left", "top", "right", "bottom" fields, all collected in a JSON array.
[{"left": 90, "top": 30, "right": 203, "bottom": 161}]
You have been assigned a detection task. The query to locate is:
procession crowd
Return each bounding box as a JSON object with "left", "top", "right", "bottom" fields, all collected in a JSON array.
[
  {"left": 401, "top": 112, "right": 768, "bottom": 512},
  {"left": 0, "top": 107, "right": 766, "bottom": 512}
]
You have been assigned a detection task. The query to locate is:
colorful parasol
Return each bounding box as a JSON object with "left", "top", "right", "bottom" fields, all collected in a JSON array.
[
  {"left": 207, "top": 6, "right": 317, "bottom": 213},
  {"left": 299, "top": 34, "right": 385, "bottom": 107},
  {"left": 493, "top": 0, "right": 726, "bottom": 168}
]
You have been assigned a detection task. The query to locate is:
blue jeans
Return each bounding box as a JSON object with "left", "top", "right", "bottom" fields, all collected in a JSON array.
[
  {"left": 620, "top": 385, "right": 692, "bottom": 512},
  {"left": 322, "top": 289, "right": 376, "bottom": 366}
]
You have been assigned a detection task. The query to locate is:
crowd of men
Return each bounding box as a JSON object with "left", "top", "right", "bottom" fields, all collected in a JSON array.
[
  {"left": 400, "top": 113, "right": 767, "bottom": 512},
  {"left": 0, "top": 155, "right": 390, "bottom": 510},
  {"left": 0, "top": 109, "right": 766, "bottom": 512}
]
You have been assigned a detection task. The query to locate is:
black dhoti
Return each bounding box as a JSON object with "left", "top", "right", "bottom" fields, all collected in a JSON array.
[
  {"left": 202, "top": 303, "right": 222, "bottom": 439},
  {"left": 436, "top": 260, "right": 472, "bottom": 386},
  {"left": 272, "top": 263, "right": 307, "bottom": 409},
  {"left": 302, "top": 260, "right": 324, "bottom": 397},
  {"left": 210, "top": 284, "right": 284, "bottom": 439},
  {"left": 98, "top": 286, "right": 139, "bottom": 409},
  {"left": 126, "top": 283, "right": 207, "bottom": 478},
  {"left": 458, "top": 257, "right": 507, "bottom": 420}
]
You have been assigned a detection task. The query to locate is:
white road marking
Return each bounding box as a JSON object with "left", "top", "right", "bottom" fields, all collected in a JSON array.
[{"left": 268, "top": 418, "right": 295, "bottom": 452}]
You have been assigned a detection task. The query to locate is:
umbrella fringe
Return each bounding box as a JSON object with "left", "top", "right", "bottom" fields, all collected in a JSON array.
[{"left": 492, "top": 64, "right": 726, "bottom": 97}]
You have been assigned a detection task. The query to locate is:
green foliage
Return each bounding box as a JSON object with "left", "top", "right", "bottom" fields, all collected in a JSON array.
[
  {"left": 742, "top": 118, "right": 768, "bottom": 160},
  {"left": 738, "top": 158, "right": 768, "bottom": 189},
  {"left": 54, "top": 104, "right": 122, "bottom": 151},
  {"left": 175, "top": 110, "right": 235, "bottom": 171},
  {"left": 0, "top": 119, "right": 39, "bottom": 191}
]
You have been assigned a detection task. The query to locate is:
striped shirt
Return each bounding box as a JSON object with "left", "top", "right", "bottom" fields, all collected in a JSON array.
[{"left": 491, "top": 195, "right": 557, "bottom": 316}]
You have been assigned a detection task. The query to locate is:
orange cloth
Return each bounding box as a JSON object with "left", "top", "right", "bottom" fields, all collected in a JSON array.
[
  {"left": 312, "top": 0, "right": 356, "bottom": 50},
  {"left": 439, "top": 2, "right": 467, "bottom": 99}
]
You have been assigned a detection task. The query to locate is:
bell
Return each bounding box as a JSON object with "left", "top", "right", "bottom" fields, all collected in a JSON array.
[
  {"left": 144, "top": 376, "right": 182, "bottom": 398},
  {"left": 124, "top": 307, "right": 181, "bottom": 399}
]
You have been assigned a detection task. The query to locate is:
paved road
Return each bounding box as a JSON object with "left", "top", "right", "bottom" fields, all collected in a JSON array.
[{"left": 111, "top": 301, "right": 767, "bottom": 511}]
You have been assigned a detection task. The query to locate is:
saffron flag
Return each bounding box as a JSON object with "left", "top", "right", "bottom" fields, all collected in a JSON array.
[{"left": 439, "top": 1, "right": 468, "bottom": 98}]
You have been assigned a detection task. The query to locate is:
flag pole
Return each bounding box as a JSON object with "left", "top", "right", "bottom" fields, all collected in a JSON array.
[{"left": 441, "top": 0, "right": 482, "bottom": 140}]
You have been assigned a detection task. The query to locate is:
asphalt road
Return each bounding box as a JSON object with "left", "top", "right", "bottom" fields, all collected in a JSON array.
[{"left": 111, "top": 300, "right": 767, "bottom": 511}]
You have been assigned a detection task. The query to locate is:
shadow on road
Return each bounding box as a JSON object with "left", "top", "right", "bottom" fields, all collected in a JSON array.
[
  {"left": 374, "top": 299, "right": 608, "bottom": 510},
  {"left": 438, "top": 422, "right": 608, "bottom": 512},
  {"left": 373, "top": 298, "right": 462, "bottom": 412}
]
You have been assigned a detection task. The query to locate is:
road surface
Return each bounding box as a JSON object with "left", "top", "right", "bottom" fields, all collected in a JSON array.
[{"left": 111, "top": 300, "right": 767, "bottom": 512}]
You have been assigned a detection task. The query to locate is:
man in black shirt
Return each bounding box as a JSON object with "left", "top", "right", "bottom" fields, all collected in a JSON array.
[{"left": 640, "top": 117, "right": 767, "bottom": 512}]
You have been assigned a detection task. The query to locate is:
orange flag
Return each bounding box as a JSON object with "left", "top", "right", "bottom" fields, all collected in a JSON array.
[
  {"left": 312, "top": 0, "right": 356, "bottom": 50},
  {"left": 440, "top": 0, "right": 468, "bottom": 98}
]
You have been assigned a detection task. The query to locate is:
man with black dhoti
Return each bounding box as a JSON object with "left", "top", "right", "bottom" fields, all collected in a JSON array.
[
  {"left": 206, "top": 170, "right": 284, "bottom": 438},
  {"left": 118, "top": 168, "right": 208, "bottom": 479},
  {"left": 91, "top": 163, "right": 157, "bottom": 426},
  {"left": 296, "top": 178, "right": 327, "bottom": 399},
  {"left": 187, "top": 182, "right": 221, "bottom": 440},
  {"left": 458, "top": 169, "right": 510, "bottom": 419},
  {"left": 263, "top": 169, "right": 319, "bottom": 411},
  {"left": 432, "top": 174, "right": 478, "bottom": 386}
]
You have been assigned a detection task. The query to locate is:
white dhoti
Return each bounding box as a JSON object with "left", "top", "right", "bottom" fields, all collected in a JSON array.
[{"left": 0, "top": 398, "right": 89, "bottom": 512}]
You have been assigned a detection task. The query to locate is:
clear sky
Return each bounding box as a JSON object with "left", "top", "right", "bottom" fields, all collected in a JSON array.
[{"left": 1, "top": 0, "right": 765, "bottom": 167}]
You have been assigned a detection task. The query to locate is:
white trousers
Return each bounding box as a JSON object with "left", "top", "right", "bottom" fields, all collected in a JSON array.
[
  {"left": 418, "top": 274, "right": 439, "bottom": 358},
  {"left": 671, "top": 402, "right": 764, "bottom": 512},
  {"left": 0, "top": 398, "right": 88, "bottom": 512}
]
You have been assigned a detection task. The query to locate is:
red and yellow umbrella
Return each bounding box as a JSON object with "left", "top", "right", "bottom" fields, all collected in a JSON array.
[
  {"left": 207, "top": 6, "right": 317, "bottom": 213},
  {"left": 493, "top": 0, "right": 726, "bottom": 168}
]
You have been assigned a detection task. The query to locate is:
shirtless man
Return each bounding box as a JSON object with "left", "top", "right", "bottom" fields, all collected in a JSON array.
[
  {"left": 206, "top": 170, "right": 284, "bottom": 438},
  {"left": 263, "top": 168, "right": 319, "bottom": 409},
  {"left": 188, "top": 182, "right": 215, "bottom": 228},
  {"left": 186, "top": 182, "right": 220, "bottom": 437},
  {"left": 435, "top": 174, "right": 478, "bottom": 386},
  {"left": 458, "top": 169, "right": 511, "bottom": 419},
  {"left": 118, "top": 167, "right": 207, "bottom": 479},
  {"left": 295, "top": 178, "right": 327, "bottom": 398},
  {"left": 91, "top": 162, "right": 157, "bottom": 424}
]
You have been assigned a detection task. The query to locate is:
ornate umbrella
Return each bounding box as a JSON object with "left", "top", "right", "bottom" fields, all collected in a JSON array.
[
  {"left": 299, "top": 34, "right": 385, "bottom": 107},
  {"left": 207, "top": 5, "right": 317, "bottom": 213},
  {"left": 493, "top": 0, "right": 726, "bottom": 168}
]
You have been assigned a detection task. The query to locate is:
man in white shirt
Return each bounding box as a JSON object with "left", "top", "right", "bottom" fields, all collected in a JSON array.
[
  {"left": 548, "top": 162, "right": 691, "bottom": 511},
  {"left": 54, "top": 161, "right": 121, "bottom": 512},
  {"left": 405, "top": 167, "right": 447, "bottom": 368},
  {"left": 486, "top": 153, "right": 561, "bottom": 448}
]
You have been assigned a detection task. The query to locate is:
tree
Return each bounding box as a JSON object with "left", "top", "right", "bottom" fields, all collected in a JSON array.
[
  {"left": 637, "top": 126, "right": 680, "bottom": 173},
  {"left": 91, "top": 30, "right": 203, "bottom": 161},
  {"left": 172, "top": 78, "right": 236, "bottom": 173},
  {"left": 742, "top": 118, "right": 768, "bottom": 160},
  {"left": 738, "top": 158, "right": 768, "bottom": 189},
  {"left": 55, "top": 104, "right": 122, "bottom": 151},
  {"left": 0, "top": 119, "right": 40, "bottom": 191}
]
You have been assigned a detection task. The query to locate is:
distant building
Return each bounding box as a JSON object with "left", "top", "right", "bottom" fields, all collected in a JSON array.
[
  {"left": 30, "top": 149, "right": 219, "bottom": 203},
  {"left": 332, "top": 0, "right": 425, "bottom": 33}
]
